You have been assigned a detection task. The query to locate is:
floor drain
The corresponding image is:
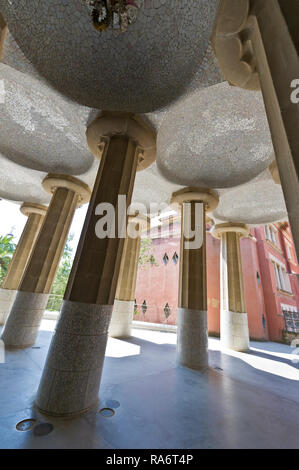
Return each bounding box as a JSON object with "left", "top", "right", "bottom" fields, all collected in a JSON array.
[
  {"left": 31, "top": 346, "right": 40, "bottom": 349},
  {"left": 33, "top": 423, "right": 54, "bottom": 437},
  {"left": 99, "top": 408, "right": 115, "bottom": 418},
  {"left": 215, "top": 367, "right": 223, "bottom": 371},
  {"left": 105, "top": 400, "right": 120, "bottom": 409},
  {"left": 16, "top": 419, "right": 37, "bottom": 432}
]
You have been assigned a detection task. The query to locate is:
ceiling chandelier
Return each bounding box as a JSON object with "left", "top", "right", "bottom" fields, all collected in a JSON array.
[{"left": 83, "top": 0, "right": 140, "bottom": 33}]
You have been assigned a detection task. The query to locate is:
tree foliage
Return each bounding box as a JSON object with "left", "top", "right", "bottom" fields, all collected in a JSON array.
[
  {"left": 0, "top": 234, "right": 17, "bottom": 286},
  {"left": 47, "top": 234, "right": 74, "bottom": 311},
  {"left": 138, "top": 238, "right": 158, "bottom": 269}
]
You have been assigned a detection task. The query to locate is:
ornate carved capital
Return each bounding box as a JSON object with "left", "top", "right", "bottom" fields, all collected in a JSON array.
[{"left": 211, "top": 0, "right": 260, "bottom": 90}]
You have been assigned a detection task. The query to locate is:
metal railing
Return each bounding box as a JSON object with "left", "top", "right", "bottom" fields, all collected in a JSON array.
[
  {"left": 283, "top": 310, "right": 299, "bottom": 333},
  {"left": 46, "top": 293, "right": 64, "bottom": 313}
]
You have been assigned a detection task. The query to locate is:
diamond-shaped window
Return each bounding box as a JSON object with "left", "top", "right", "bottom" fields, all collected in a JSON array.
[
  {"left": 142, "top": 300, "right": 147, "bottom": 315},
  {"left": 164, "top": 303, "right": 171, "bottom": 319},
  {"left": 172, "top": 252, "right": 179, "bottom": 265},
  {"left": 163, "top": 253, "right": 169, "bottom": 265}
]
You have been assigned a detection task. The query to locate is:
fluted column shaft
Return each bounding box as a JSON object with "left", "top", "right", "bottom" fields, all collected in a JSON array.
[
  {"left": 0, "top": 203, "right": 46, "bottom": 325},
  {"left": 249, "top": 0, "right": 299, "bottom": 259},
  {"left": 221, "top": 232, "right": 246, "bottom": 314},
  {"left": 36, "top": 112, "right": 156, "bottom": 417},
  {"left": 20, "top": 188, "right": 78, "bottom": 294},
  {"left": 1, "top": 175, "right": 90, "bottom": 348},
  {"left": 171, "top": 187, "right": 219, "bottom": 370},
  {"left": 109, "top": 217, "right": 146, "bottom": 338},
  {"left": 179, "top": 202, "right": 207, "bottom": 312},
  {"left": 213, "top": 0, "right": 299, "bottom": 258},
  {"left": 0, "top": 14, "right": 7, "bottom": 61},
  {"left": 213, "top": 223, "right": 250, "bottom": 351}
]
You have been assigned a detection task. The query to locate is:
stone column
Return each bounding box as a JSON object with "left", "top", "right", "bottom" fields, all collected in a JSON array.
[
  {"left": 171, "top": 187, "right": 219, "bottom": 370},
  {"left": 212, "top": 223, "right": 250, "bottom": 351},
  {"left": 1, "top": 175, "right": 90, "bottom": 348},
  {"left": 0, "top": 14, "right": 7, "bottom": 61},
  {"left": 0, "top": 203, "right": 47, "bottom": 325},
  {"left": 212, "top": 0, "right": 299, "bottom": 258},
  {"left": 36, "top": 112, "right": 156, "bottom": 417},
  {"left": 109, "top": 215, "right": 149, "bottom": 338}
]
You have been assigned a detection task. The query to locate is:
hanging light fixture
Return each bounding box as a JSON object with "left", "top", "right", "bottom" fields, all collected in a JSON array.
[{"left": 83, "top": 0, "right": 140, "bottom": 33}]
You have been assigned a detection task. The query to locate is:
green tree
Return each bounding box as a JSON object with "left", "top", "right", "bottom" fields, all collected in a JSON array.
[
  {"left": 0, "top": 234, "right": 17, "bottom": 286},
  {"left": 47, "top": 233, "right": 74, "bottom": 311},
  {"left": 138, "top": 238, "right": 158, "bottom": 269}
]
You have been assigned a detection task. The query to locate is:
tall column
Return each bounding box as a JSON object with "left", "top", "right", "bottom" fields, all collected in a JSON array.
[
  {"left": 0, "top": 203, "right": 47, "bottom": 325},
  {"left": 109, "top": 215, "right": 149, "bottom": 338},
  {"left": 0, "top": 13, "right": 7, "bottom": 61},
  {"left": 171, "top": 187, "right": 219, "bottom": 370},
  {"left": 212, "top": 0, "right": 299, "bottom": 258},
  {"left": 1, "top": 175, "right": 90, "bottom": 348},
  {"left": 36, "top": 112, "right": 156, "bottom": 417},
  {"left": 212, "top": 223, "right": 250, "bottom": 351}
]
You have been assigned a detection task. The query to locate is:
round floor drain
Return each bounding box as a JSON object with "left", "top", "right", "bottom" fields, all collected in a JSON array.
[
  {"left": 16, "top": 419, "right": 37, "bottom": 432},
  {"left": 33, "top": 422, "right": 54, "bottom": 437},
  {"left": 105, "top": 400, "right": 120, "bottom": 409},
  {"left": 99, "top": 408, "right": 115, "bottom": 418}
]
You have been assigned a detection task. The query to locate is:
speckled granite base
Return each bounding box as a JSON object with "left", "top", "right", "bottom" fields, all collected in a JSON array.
[
  {"left": 0, "top": 288, "right": 17, "bottom": 325},
  {"left": 109, "top": 300, "right": 134, "bottom": 338},
  {"left": 36, "top": 300, "right": 112, "bottom": 417},
  {"left": 221, "top": 310, "right": 250, "bottom": 352},
  {"left": 1, "top": 291, "right": 49, "bottom": 348},
  {"left": 177, "top": 308, "right": 208, "bottom": 370}
]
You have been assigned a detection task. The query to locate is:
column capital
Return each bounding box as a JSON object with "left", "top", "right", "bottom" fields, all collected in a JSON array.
[
  {"left": 171, "top": 187, "right": 219, "bottom": 213},
  {"left": 86, "top": 111, "right": 156, "bottom": 171},
  {"left": 20, "top": 202, "right": 47, "bottom": 217},
  {"left": 211, "top": 0, "right": 260, "bottom": 90},
  {"left": 42, "top": 174, "right": 91, "bottom": 206},
  {"left": 211, "top": 222, "right": 250, "bottom": 239}
]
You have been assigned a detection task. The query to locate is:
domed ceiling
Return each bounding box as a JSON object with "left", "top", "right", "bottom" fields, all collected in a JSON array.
[
  {"left": 0, "top": 0, "right": 219, "bottom": 112},
  {"left": 157, "top": 82, "right": 274, "bottom": 189},
  {"left": 0, "top": 63, "right": 94, "bottom": 174},
  {"left": 212, "top": 170, "right": 287, "bottom": 226}
]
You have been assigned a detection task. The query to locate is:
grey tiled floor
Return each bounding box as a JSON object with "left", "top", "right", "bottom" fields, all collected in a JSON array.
[{"left": 0, "top": 321, "right": 299, "bottom": 449}]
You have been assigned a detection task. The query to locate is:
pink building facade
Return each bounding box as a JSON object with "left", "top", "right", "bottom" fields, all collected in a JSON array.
[{"left": 135, "top": 221, "right": 299, "bottom": 343}]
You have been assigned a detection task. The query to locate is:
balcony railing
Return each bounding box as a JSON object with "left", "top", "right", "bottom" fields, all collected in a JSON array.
[{"left": 283, "top": 310, "right": 299, "bottom": 333}]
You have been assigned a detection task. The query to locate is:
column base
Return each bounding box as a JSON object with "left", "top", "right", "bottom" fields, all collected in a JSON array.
[
  {"left": 0, "top": 291, "right": 49, "bottom": 348},
  {"left": 177, "top": 308, "right": 208, "bottom": 370},
  {"left": 0, "top": 288, "right": 17, "bottom": 325},
  {"left": 36, "top": 300, "right": 112, "bottom": 417},
  {"left": 221, "top": 310, "right": 250, "bottom": 352},
  {"left": 109, "top": 300, "right": 134, "bottom": 338}
]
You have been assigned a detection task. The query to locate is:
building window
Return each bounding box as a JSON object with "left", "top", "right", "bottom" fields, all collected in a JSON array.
[
  {"left": 172, "top": 252, "right": 179, "bottom": 265},
  {"left": 164, "top": 303, "right": 171, "bottom": 319},
  {"left": 257, "top": 272, "right": 261, "bottom": 285},
  {"left": 265, "top": 224, "right": 279, "bottom": 247},
  {"left": 272, "top": 261, "right": 292, "bottom": 293},
  {"left": 262, "top": 314, "right": 266, "bottom": 331},
  {"left": 142, "top": 300, "right": 147, "bottom": 315},
  {"left": 163, "top": 253, "right": 169, "bottom": 265}
]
